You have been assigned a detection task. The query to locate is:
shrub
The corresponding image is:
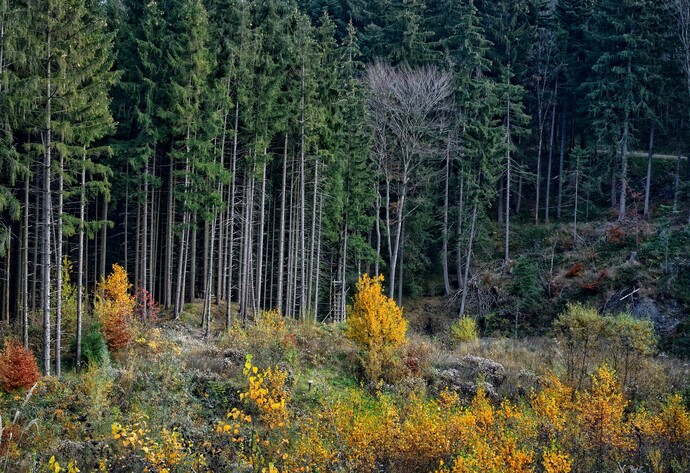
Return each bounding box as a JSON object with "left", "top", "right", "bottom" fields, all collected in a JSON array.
[
  {"left": 94, "top": 264, "right": 135, "bottom": 351},
  {"left": 554, "top": 303, "right": 657, "bottom": 391},
  {"left": 134, "top": 286, "right": 159, "bottom": 326},
  {"left": 346, "top": 274, "right": 408, "bottom": 382},
  {"left": 0, "top": 340, "right": 40, "bottom": 392},
  {"left": 450, "top": 316, "right": 479, "bottom": 344},
  {"left": 80, "top": 326, "right": 109, "bottom": 367}
]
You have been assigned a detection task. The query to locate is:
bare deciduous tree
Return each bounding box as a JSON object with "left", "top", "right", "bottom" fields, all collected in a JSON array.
[{"left": 366, "top": 62, "right": 453, "bottom": 299}]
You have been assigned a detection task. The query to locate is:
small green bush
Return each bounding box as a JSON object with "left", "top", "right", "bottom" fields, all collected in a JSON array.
[
  {"left": 81, "top": 327, "right": 110, "bottom": 367},
  {"left": 451, "top": 316, "right": 479, "bottom": 343}
]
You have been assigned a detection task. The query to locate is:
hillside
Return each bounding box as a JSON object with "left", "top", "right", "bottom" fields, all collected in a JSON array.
[{"left": 2, "top": 291, "right": 690, "bottom": 472}]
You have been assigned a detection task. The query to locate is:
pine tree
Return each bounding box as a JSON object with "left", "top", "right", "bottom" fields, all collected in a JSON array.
[{"left": 584, "top": 0, "right": 659, "bottom": 220}]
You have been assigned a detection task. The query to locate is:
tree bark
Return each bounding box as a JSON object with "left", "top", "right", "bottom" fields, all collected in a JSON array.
[
  {"left": 307, "top": 159, "right": 319, "bottom": 316},
  {"left": 225, "top": 99, "right": 240, "bottom": 326},
  {"left": 76, "top": 152, "right": 85, "bottom": 373},
  {"left": 42, "top": 34, "right": 53, "bottom": 376},
  {"left": 23, "top": 178, "right": 29, "bottom": 349},
  {"left": 100, "top": 199, "right": 108, "bottom": 280},
  {"left": 557, "top": 110, "right": 566, "bottom": 219},
  {"left": 619, "top": 104, "right": 630, "bottom": 221},
  {"left": 545, "top": 85, "right": 557, "bottom": 223},
  {"left": 460, "top": 198, "right": 478, "bottom": 317},
  {"left": 255, "top": 161, "right": 267, "bottom": 312},
  {"left": 55, "top": 153, "right": 64, "bottom": 377},
  {"left": 276, "top": 134, "right": 288, "bottom": 314},
  {"left": 643, "top": 125, "right": 654, "bottom": 217},
  {"left": 442, "top": 134, "right": 451, "bottom": 296},
  {"left": 504, "top": 98, "right": 511, "bottom": 266},
  {"left": 165, "top": 154, "right": 174, "bottom": 309},
  {"left": 674, "top": 124, "right": 683, "bottom": 212},
  {"left": 455, "top": 171, "right": 464, "bottom": 289}
]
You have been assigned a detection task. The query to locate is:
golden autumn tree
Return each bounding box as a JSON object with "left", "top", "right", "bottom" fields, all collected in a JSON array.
[
  {"left": 346, "top": 274, "right": 408, "bottom": 382},
  {"left": 94, "top": 264, "right": 136, "bottom": 351}
]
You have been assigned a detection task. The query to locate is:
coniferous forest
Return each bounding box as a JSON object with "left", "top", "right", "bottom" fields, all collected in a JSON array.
[{"left": 1, "top": 0, "right": 690, "bottom": 471}]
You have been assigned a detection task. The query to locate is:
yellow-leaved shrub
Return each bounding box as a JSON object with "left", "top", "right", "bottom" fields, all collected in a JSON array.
[
  {"left": 94, "top": 264, "right": 135, "bottom": 351},
  {"left": 346, "top": 274, "right": 407, "bottom": 382}
]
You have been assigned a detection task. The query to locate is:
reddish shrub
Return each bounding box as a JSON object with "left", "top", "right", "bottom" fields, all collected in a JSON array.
[
  {"left": 405, "top": 340, "right": 432, "bottom": 377},
  {"left": 135, "top": 286, "right": 160, "bottom": 326},
  {"left": 566, "top": 263, "right": 583, "bottom": 278},
  {"left": 0, "top": 340, "right": 40, "bottom": 392},
  {"left": 608, "top": 226, "right": 626, "bottom": 245}
]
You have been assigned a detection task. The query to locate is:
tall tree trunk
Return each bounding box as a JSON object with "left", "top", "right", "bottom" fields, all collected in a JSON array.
[
  {"left": 299, "top": 90, "right": 307, "bottom": 320},
  {"left": 674, "top": 123, "right": 683, "bottom": 212},
  {"left": 388, "top": 182, "right": 406, "bottom": 300},
  {"left": 42, "top": 36, "right": 53, "bottom": 376},
  {"left": 124, "top": 161, "right": 129, "bottom": 274},
  {"left": 100, "top": 199, "right": 108, "bottom": 279},
  {"left": 545, "top": 86, "right": 557, "bottom": 223},
  {"left": 286, "top": 161, "right": 295, "bottom": 319},
  {"left": 557, "top": 110, "right": 566, "bottom": 219},
  {"left": 76, "top": 152, "right": 85, "bottom": 373},
  {"left": 141, "top": 162, "right": 148, "bottom": 317},
  {"left": 3, "top": 235, "right": 9, "bottom": 323},
  {"left": 535, "top": 107, "right": 544, "bottom": 224},
  {"left": 55, "top": 153, "right": 64, "bottom": 377},
  {"left": 460, "top": 198, "right": 478, "bottom": 317},
  {"left": 276, "top": 135, "right": 288, "bottom": 314},
  {"left": 573, "top": 157, "right": 580, "bottom": 242},
  {"left": 23, "top": 178, "right": 29, "bottom": 349},
  {"left": 397, "top": 220, "right": 404, "bottom": 307},
  {"left": 374, "top": 189, "right": 381, "bottom": 277},
  {"left": 504, "top": 99, "right": 511, "bottom": 266},
  {"left": 313, "top": 188, "right": 324, "bottom": 321},
  {"left": 442, "top": 135, "right": 451, "bottom": 296},
  {"left": 455, "top": 171, "right": 464, "bottom": 289},
  {"left": 643, "top": 125, "right": 654, "bottom": 217},
  {"left": 619, "top": 76, "right": 631, "bottom": 222},
  {"left": 255, "top": 162, "right": 267, "bottom": 311},
  {"left": 497, "top": 177, "right": 504, "bottom": 224},
  {"left": 203, "top": 221, "right": 209, "bottom": 296},
  {"left": 203, "top": 214, "right": 216, "bottom": 337},
  {"left": 150, "top": 157, "right": 158, "bottom": 299},
  {"left": 307, "top": 159, "right": 319, "bottom": 315},
  {"left": 32, "top": 174, "right": 39, "bottom": 313},
  {"left": 189, "top": 213, "right": 197, "bottom": 302},
  {"left": 165, "top": 155, "right": 174, "bottom": 309},
  {"left": 225, "top": 99, "right": 240, "bottom": 326},
  {"left": 174, "top": 153, "right": 191, "bottom": 319}
]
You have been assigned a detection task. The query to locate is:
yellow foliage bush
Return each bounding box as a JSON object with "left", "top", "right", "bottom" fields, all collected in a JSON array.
[
  {"left": 216, "top": 355, "right": 293, "bottom": 473},
  {"left": 575, "top": 364, "right": 632, "bottom": 469},
  {"left": 111, "top": 413, "right": 205, "bottom": 472},
  {"left": 346, "top": 274, "right": 407, "bottom": 382},
  {"left": 94, "top": 264, "right": 135, "bottom": 351},
  {"left": 450, "top": 316, "right": 479, "bottom": 344}
]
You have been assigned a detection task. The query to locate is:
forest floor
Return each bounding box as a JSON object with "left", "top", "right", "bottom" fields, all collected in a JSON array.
[{"left": 2, "top": 297, "right": 690, "bottom": 472}]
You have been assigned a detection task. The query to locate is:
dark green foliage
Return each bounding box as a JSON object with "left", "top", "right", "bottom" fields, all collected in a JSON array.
[
  {"left": 510, "top": 255, "right": 543, "bottom": 314},
  {"left": 80, "top": 327, "right": 110, "bottom": 367}
]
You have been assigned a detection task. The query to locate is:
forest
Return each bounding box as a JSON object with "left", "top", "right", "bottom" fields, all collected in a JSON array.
[{"left": 1, "top": 0, "right": 690, "bottom": 471}]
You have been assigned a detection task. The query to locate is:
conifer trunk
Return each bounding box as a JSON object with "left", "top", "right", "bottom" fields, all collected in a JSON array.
[
  {"left": 644, "top": 125, "right": 654, "bottom": 217},
  {"left": 442, "top": 135, "right": 451, "bottom": 296},
  {"left": 276, "top": 135, "right": 288, "bottom": 314},
  {"left": 76, "top": 153, "right": 85, "bottom": 372},
  {"left": 42, "top": 30, "right": 53, "bottom": 376}
]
